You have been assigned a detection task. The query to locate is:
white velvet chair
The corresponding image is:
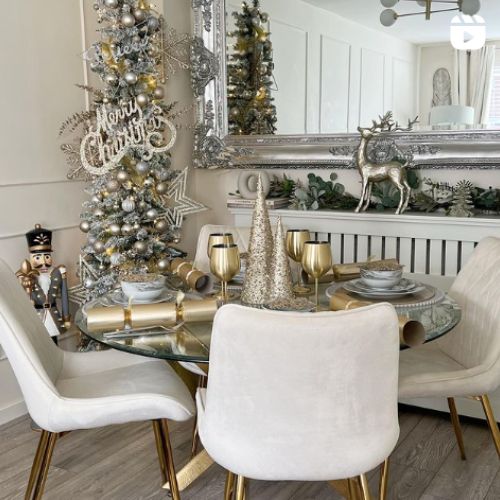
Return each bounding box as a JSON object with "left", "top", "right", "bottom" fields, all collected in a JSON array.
[
  {"left": 0, "top": 258, "right": 195, "bottom": 500},
  {"left": 399, "top": 237, "right": 500, "bottom": 460},
  {"left": 196, "top": 303, "right": 400, "bottom": 500}
]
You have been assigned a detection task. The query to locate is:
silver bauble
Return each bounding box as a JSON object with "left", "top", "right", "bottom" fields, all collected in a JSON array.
[
  {"left": 155, "top": 169, "right": 169, "bottom": 181},
  {"left": 138, "top": 201, "right": 147, "bottom": 210},
  {"left": 143, "top": 177, "right": 154, "bottom": 187},
  {"left": 133, "top": 223, "right": 141, "bottom": 230},
  {"left": 121, "top": 13, "right": 136, "bottom": 27},
  {"left": 135, "top": 160, "right": 150, "bottom": 175},
  {"left": 153, "top": 86, "right": 164, "bottom": 100},
  {"left": 157, "top": 258, "right": 169, "bottom": 272},
  {"left": 104, "top": 73, "right": 117, "bottom": 85},
  {"left": 134, "top": 240, "right": 147, "bottom": 254},
  {"left": 154, "top": 219, "right": 168, "bottom": 232},
  {"left": 121, "top": 223, "right": 133, "bottom": 235},
  {"left": 116, "top": 170, "right": 130, "bottom": 183},
  {"left": 123, "top": 71, "right": 138, "bottom": 85},
  {"left": 84, "top": 277, "right": 95, "bottom": 289},
  {"left": 147, "top": 17, "right": 160, "bottom": 32},
  {"left": 79, "top": 221, "right": 90, "bottom": 233},
  {"left": 109, "top": 223, "right": 121, "bottom": 235},
  {"left": 104, "top": 0, "right": 119, "bottom": 8},
  {"left": 106, "top": 179, "right": 120, "bottom": 192},
  {"left": 122, "top": 197, "right": 136, "bottom": 212},
  {"left": 93, "top": 240, "right": 106, "bottom": 254},
  {"left": 136, "top": 93, "right": 149, "bottom": 107},
  {"left": 146, "top": 208, "right": 158, "bottom": 219},
  {"left": 133, "top": 8, "right": 147, "bottom": 21},
  {"left": 93, "top": 208, "right": 105, "bottom": 218},
  {"left": 156, "top": 182, "right": 168, "bottom": 194},
  {"left": 91, "top": 194, "right": 103, "bottom": 203}
]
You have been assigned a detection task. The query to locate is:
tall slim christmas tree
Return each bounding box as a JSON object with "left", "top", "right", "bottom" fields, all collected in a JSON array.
[
  {"left": 61, "top": 0, "right": 205, "bottom": 299},
  {"left": 227, "top": 0, "right": 277, "bottom": 135}
]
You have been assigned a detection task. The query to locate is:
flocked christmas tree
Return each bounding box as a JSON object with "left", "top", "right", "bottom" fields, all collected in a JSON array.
[
  {"left": 448, "top": 180, "right": 475, "bottom": 218},
  {"left": 227, "top": 0, "right": 277, "bottom": 135},
  {"left": 60, "top": 0, "right": 205, "bottom": 299}
]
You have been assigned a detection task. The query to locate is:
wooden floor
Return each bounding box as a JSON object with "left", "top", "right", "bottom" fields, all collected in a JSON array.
[{"left": 0, "top": 406, "right": 499, "bottom": 500}]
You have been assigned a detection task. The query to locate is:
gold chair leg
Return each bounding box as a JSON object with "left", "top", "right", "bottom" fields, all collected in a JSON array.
[
  {"left": 224, "top": 471, "right": 235, "bottom": 500},
  {"left": 478, "top": 394, "right": 500, "bottom": 458},
  {"left": 358, "top": 474, "right": 372, "bottom": 500},
  {"left": 31, "top": 432, "right": 58, "bottom": 500},
  {"left": 25, "top": 431, "right": 50, "bottom": 500},
  {"left": 235, "top": 475, "right": 246, "bottom": 500},
  {"left": 152, "top": 420, "right": 168, "bottom": 483},
  {"left": 159, "top": 419, "right": 181, "bottom": 500},
  {"left": 347, "top": 478, "right": 362, "bottom": 500},
  {"left": 379, "top": 458, "right": 389, "bottom": 500},
  {"left": 448, "top": 397, "right": 466, "bottom": 460}
]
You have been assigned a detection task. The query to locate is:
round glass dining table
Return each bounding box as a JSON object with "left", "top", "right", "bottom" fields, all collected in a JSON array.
[{"left": 75, "top": 284, "right": 462, "bottom": 363}]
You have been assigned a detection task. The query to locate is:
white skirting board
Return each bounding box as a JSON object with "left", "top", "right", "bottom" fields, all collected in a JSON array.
[{"left": 0, "top": 400, "right": 27, "bottom": 427}]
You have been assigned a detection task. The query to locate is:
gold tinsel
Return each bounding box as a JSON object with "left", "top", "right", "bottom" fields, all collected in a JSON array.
[
  {"left": 269, "top": 217, "right": 294, "bottom": 301},
  {"left": 241, "top": 175, "right": 274, "bottom": 305}
]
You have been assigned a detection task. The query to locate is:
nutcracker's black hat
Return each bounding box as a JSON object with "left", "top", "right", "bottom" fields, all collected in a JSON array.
[{"left": 26, "top": 224, "right": 53, "bottom": 253}]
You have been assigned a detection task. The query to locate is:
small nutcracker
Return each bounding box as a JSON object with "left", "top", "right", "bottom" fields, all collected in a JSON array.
[{"left": 16, "top": 225, "right": 71, "bottom": 340}]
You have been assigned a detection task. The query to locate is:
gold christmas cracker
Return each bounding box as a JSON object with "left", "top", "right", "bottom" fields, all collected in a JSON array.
[
  {"left": 329, "top": 291, "right": 425, "bottom": 347},
  {"left": 332, "top": 258, "right": 399, "bottom": 281},
  {"left": 170, "top": 258, "right": 213, "bottom": 293},
  {"left": 86, "top": 298, "right": 219, "bottom": 333}
]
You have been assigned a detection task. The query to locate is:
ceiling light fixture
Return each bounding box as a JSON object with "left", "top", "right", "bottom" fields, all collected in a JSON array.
[{"left": 380, "top": 0, "right": 481, "bottom": 27}]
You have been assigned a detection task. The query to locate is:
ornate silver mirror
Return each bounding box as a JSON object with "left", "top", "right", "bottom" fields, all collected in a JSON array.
[{"left": 191, "top": 0, "right": 500, "bottom": 169}]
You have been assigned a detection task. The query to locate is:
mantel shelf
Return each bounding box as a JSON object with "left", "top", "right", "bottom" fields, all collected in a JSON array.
[{"left": 228, "top": 207, "right": 500, "bottom": 228}]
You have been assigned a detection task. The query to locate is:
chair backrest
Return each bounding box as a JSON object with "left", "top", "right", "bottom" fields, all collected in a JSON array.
[
  {"left": 199, "top": 303, "right": 400, "bottom": 481},
  {"left": 0, "top": 258, "right": 63, "bottom": 428},
  {"left": 438, "top": 237, "right": 500, "bottom": 378},
  {"left": 193, "top": 224, "right": 250, "bottom": 273}
]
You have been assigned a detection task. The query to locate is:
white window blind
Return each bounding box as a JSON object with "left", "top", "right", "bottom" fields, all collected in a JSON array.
[{"left": 488, "top": 49, "right": 500, "bottom": 127}]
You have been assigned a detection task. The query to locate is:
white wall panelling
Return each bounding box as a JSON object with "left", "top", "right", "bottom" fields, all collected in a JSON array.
[
  {"left": 359, "top": 48, "right": 386, "bottom": 127},
  {"left": 0, "top": 0, "right": 89, "bottom": 423}
]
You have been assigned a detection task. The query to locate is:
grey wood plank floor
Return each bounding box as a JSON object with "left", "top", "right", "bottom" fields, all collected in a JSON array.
[{"left": 0, "top": 406, "right": 498, "bottom": 500}]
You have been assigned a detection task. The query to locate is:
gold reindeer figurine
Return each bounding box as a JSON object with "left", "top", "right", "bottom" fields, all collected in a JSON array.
[{"left": 355, "top": 112, "right": 418, "bottom": 215}]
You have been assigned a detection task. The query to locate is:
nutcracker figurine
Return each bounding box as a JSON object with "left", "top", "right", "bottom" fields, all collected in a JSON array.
[{"left": 16, "top": 225, "right": 71, "bottom": 340}]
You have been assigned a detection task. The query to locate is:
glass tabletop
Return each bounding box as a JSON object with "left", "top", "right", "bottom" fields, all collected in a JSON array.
[{"left": 75, "top": 283, "right": 461, "bottom": 363}]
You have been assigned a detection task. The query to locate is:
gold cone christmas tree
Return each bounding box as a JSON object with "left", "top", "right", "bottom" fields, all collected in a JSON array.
[
  {"left": 241, "top": 175, "right": 273, "bottom": 305},
  {"left": 270, "top": 217, "right": 294, "bottom": 301}
]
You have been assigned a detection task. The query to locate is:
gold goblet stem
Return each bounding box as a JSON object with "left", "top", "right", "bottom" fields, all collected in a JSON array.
[{"left": 314, "top": 278, "right": 319, "bottom": 310}]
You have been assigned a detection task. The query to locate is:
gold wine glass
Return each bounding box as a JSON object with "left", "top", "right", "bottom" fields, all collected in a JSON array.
[
  {"left": 286, "top": 229, "right": 311, "bottom": 293},
  {"left": 210, "top": 243, "right": 241, "bottom": 303},
  {"left": 207, "top": 233, "right": 234, "bottom": 258},
  {"left": 301, "top": 241, "right": 332, "bottom": 309}
]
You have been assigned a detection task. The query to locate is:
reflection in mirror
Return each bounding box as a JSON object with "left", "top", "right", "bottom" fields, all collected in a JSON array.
[{"left": 225, "top": 0, "right": 500, "bottom": 135}]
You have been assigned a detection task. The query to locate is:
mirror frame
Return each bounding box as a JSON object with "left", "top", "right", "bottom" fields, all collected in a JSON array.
[{"left": 191, "top": 0, "right": 500, "bottom": 170}]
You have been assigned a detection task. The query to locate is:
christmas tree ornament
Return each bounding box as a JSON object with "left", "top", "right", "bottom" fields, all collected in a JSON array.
[
  {"left": 116, "top": 170, "right": 130, "bottom": 183},
  {"left": 109, "top": 223, "right": 121, "bottom": 236},
  {"left": 153, "top": 86, "right": 165, "bottom": 100},
  {"left": 121, "top": 13, "right": 136, "bottom": 27},
  {"left": 157, "top": 258, "right": 169, "bottom": 272},
  {"left": 146, "top": 208, "right": 158, "bottom": 219},
  {"left": 133, "top": 8, "right": 147, "bottom": 21},
  {"left": 106, "top": 179, "right": 120, "bottom": 192},
  {"left": 93, "top": 240, "right": 106, "bottom": 254},
  {"left": 156, "top": 181, "right": 168, "bottom": 194},
  {"left": 154, "top": 219, "right": 168, "bottom": 232},
  {"left": 84, "top": 277, "right": 96, "bottom": 289},
  {"left": 147, "top": 16, "right": 160, "bottom": 32},
  {"left": 93, "top": 208, "right": 105, "bottom": 218},
  {"left": 79, "top": 221, "right": 90, "bottom": 233},
  {"left": 121, "top": 223, "right": 133, "bottom": 236},
  {"left": 269, "top": 217, "right": 294, "bottom": 302},
  {"left": 122, "top": 197, "right": 136, "bottom": 212},
  {"left": 136, "top": 93, "right": 149, "bottom": 107},
  {"left": 104, "top": 73, "right": 117, "bottom": 85},
  {"left": 92, "top": 194, "right": 103, "bottom": 203},
  {"left": 104, "top": 0, "right": 119, "bottom": 8},
  {"left": 124, "top": 71, "right": 138, "bottom": 85},
  {"left": 134, "top": 241, "right": 147, "bottom": 253},
  {"left": 136, "top": 160, "right": 150, "bottom": 175},
  {"left": 143, "top": 177, "right": 154, "bottom": 187},
  {"left": 241, "top": 175, "right": 274, "bottom": 305}
]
